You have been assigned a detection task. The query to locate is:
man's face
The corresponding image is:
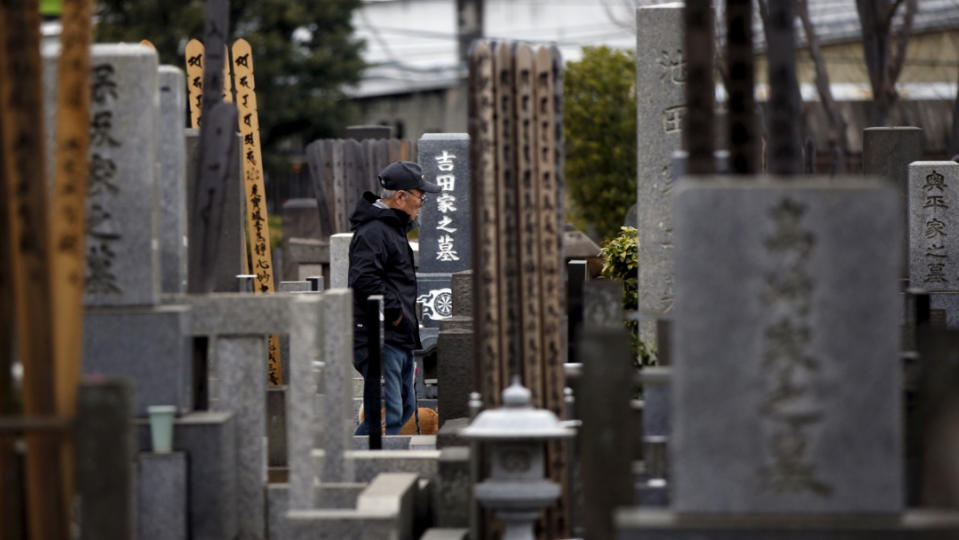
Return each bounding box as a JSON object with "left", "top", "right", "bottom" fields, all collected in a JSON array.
[{"left": 396, "top": 189, "right": 425, "bottom": 221}]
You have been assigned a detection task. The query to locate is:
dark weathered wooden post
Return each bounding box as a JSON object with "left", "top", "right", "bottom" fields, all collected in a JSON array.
[
  {"left": 0, "top": 1, "right": 66, "bottom": 536},
  {"left": 684, "top": 0, "right": 715, "bottom": 175},
  {"left": 189, "top": 0, "right": 236, "bottom": 293},
  {"left": 725, "top": 0, "right": 758, "bottom": 174},
  {"left": 766, "top": 0, "right": 802, "bottom": 175}
]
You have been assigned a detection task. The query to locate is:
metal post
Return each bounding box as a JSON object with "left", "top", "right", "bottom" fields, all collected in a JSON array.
[
  {"left": 305, "top": 276, "right": 323, "bottom": 292},
  {"left": 236, "top": 274, "right": 256, "bottom": 293},
  {"left": 364, "top": 295, "right": 383, "bottom": 449}
]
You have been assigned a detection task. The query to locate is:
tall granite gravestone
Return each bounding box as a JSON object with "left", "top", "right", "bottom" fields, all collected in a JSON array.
[
  {"left": 157, "top": 65, "right": 189, "bottom": 294},
  {"left": 671, "top": 177, "right": 902, "bottom": 514},
  {"left": 417, "top": 133, "right": 472, "bottom": 327},
  {"left": 910, "top": 162, "right": 959, "bottom": 288},
  {"left": 288, "top": 295, "right": 324, "bottom": 511},
  {"left": 613, "top": 177, "right": 959, "bottom": 539},
  {"left": 316, "top": 290, "right": 356, "bottom": 483},
  {"left": 330, "top": 232, "right": 353, "bottom": 290},
  {"left": 636, "top": 3, "right": 686, "bottom": 346},
  {"left": 910, "top": 162, "right": 959, "bottom": 325},
  {"left": 864, "top": 126, "right": 922, "bottom": 276},
  {"left": 184, "top": 127, "right": 245, "bottom": 292},
  {"left": 79, "top": 45, "right": 194, "bottom": 415},
  {"left": 84, "top": 44, "right": 159, "bottom": 305}
]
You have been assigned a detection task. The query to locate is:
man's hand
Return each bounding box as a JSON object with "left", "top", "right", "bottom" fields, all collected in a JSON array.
[{"left": 392, "top": 314, "right": 402, "bottom": 326}]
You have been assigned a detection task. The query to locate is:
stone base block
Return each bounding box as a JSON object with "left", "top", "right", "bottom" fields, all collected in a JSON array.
[
  {"left": 436, "top": 328, "right": 474, "bottom": 421},
  {"left": 421, "top": 529, "right": 468, "bottom": 540},
  {"left": 138, "top": 452, "right": 187, "bottom": 540},
  {"left": 135, "top": 411, "right": 237, "bottom": 540},
  {"left": 317, "top": 483, "right": 368, "bottom": 509},
  {"left": 343, "top": 450, "right": 440, "bottom": 483},
  {"left": 267, "top": 484, "right": 290, "bottom": 540},
  {"left": 436, "top": 447, "right": 470, "bottom": 528},
  {"left": 437, "top": 418, "right": 469, "bottom": 449},
  {"left": 616, "top": 510, "right": 959, "bottom": 539},
  {"left": 84, "top": 305, "right": 192, "bottom": 415},
  {"left": 353, "top": 435, "right": 413, "bottom": 450},
  {"left": 286, "top": 473, "right": 419, "bottom": 540}
]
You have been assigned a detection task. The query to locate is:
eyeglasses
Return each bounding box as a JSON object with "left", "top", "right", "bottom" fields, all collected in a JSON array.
[{"left": 404, "top": 190, "right": 427, "bottom": 204}]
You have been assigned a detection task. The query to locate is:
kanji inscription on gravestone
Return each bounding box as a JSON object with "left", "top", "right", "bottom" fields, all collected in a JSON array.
[
  {"left": 636, "top": 3, "right": 686, "bottom": 345},
  {"left": 672, "top": 177, "right": 902, "bottom": 513},
  {"left": 910, "top": 162, "right": 959, "bottom": 289},
  {"left": 85, "top": 45, "right": 160, "bottom": 306},
  {"left": 417, "top": 133, "right": 471, "bottom": 324}
]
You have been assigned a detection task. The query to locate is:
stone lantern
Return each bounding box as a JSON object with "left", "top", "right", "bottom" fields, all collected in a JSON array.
[{"left": 461, "top": 378, "right": 574, "bottom": 540}]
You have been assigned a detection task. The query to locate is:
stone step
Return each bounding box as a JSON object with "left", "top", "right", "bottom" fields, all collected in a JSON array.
[{"left": 343, "top": 449, "right": 442, "bottom": 483}]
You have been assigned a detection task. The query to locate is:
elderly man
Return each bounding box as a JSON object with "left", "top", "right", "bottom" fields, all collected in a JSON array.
[{"left": 349, "top": 160, "right": 441, "bottom": 435}]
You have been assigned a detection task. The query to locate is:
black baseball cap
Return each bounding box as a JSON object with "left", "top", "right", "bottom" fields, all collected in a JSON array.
[{"left": 377, "top": 161, "right": 441, "bottom": 193}]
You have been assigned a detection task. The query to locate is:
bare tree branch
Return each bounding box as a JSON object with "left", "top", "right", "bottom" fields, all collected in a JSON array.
[
  {"left": 885, "top": 0, "right": 906, "bottom": 29},
  {"left": 796, "top": 0, "right": 847, "bottom": 172},
  {"left": 888, "top": 0, "right": 917, "bottom": 86}
]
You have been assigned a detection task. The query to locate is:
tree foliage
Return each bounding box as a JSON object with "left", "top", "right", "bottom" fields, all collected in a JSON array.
[
  {"left": 563, "top": 46, "right": 636, "bottom": 243},
  {"left": 95, "top": 0, "right": 365, "bottom": 178},
  {"left": 599, "top": 226, "right": 652, "bottom": 367}
]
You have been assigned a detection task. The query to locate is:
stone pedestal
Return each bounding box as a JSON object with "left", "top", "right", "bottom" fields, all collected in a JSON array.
[
  {"left": 83, "top": 305, "right": 193, "bottom": 415},
  {"left": 437, "top": 327, "right": 474, "bottom": 421},
  {"left": 138, "top": 452, "right": 188, "bottom": 540},
  {"left": 330, "top": 233, "right": 353, "bottom": 289},
  {"left": 135, "top": 411, "right": 238, "bottom": 540},
  {"left": 616, "top": 510, "right": 959, "bottom": 539}
]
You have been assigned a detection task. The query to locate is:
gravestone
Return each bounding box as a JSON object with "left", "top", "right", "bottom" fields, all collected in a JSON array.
[
  {"left": 582, "top": 279, "right": 624, "bottom": 330},
  {"left": 671, "top": 176, "right": 902, "bottom": 513},
  {"left": 77, "top": 379, "right": 134, "bottom": 540},
  {"left": 184, "top": 127, "right": 245, "bottom": 293},
  {"left": 83, "top": 305, "right": 193, "bottom": 415},
  {"left": 138, "top": 453, "right": 188, "bottom": 540},
  {"left": 84, "top": 44, "right": 160, "bottom": 305},
  {"left": 578, "top": 327, "right": 634, "bottom": 539},
  {"left": 909, "top": 161, "right": 959, "bottom": 289},
  {"left": 215, "top": 335, "right": 268, "bottom": 537},
  {"left": 134, "top": 412, "right": 239, "bottom": 540},
  {"left": 157, "top": 65, "right": 188, "bottom": 294},
  {"left": 187, "top": 104, "right": 244, "bottom": 293},
  {"left": 864, "top": 126, "right": 923, "bottom": 275},
  {"left": 330, "top": 232, "right": 353, "bottom": 289},
  {"left": 317, "top": 289, "right": 356, "bottom": 482},
  {"left": 288, "top": 295, "right": 323, "bottom": 510},
  {"left": 636, "top": 3, "right": 685, "bottom": 346},
  {"left": 281, "top": 198, "right": 323, "bottom": 280},
  {"left": 416, "top": 133, "right": 472, "bottom": 327}
]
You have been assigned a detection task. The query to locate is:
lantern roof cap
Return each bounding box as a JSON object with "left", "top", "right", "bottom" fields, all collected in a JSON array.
[{"left": 461, "top": 377, "right": 574, "bottom": 441}]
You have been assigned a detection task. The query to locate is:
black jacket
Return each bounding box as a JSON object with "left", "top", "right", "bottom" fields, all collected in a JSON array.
[{"left": 348, "top": 192, "right": 421, "bottom": 351}]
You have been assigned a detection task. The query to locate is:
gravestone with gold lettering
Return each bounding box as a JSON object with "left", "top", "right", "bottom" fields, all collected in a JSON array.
[{"left": 636, "top": 3, "right": 686, "bottom": 347}]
